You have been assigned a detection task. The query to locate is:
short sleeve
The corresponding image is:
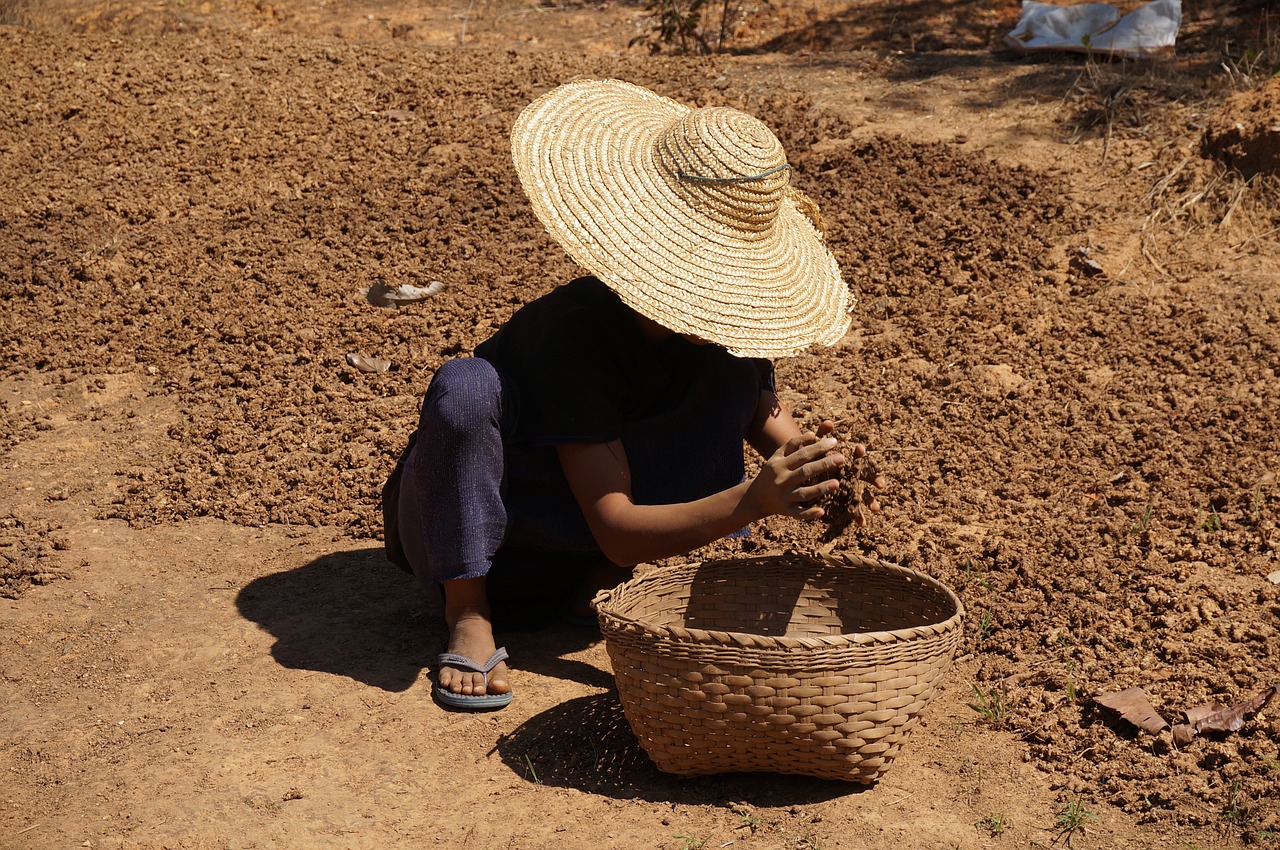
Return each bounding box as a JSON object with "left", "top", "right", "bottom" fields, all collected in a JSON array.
[{"left": 753, "top": 358, "right": 776, "bottom": 394}]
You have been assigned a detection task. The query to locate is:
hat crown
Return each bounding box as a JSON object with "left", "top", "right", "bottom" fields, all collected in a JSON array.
[{"left": 655, "top": 107, "right": 789, "bottom": 233}]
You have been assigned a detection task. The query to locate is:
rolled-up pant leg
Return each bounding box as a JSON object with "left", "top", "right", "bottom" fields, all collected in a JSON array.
[
  {"left": 397, "top": 358, "right": 509, "bottom": 586},
  {"left": 392, "top": 357, "right": 609, "bottom": 630}
]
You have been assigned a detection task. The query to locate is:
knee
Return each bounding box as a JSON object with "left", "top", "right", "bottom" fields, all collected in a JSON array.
[{"left": 423, "top": 358, "right": 505, "bottom": 433}]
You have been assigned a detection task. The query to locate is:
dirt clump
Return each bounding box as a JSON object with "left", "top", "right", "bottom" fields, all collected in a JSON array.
[
  {"left": 0, "top": 514, "right": 68, "bottom": 598},
  {"left": 814, "top": 447, "right": 883, "bottom": 540},
  {"left": 1203, "top": 75, "right": 1280, "bottom": 177},
  {"left": 2, "top": 1, "right": 1279, "bottom": 848}
]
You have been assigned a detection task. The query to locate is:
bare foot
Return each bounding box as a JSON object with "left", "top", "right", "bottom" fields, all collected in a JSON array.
[{"left": 439, "top": 578, "right": 510, "bottom": 697}]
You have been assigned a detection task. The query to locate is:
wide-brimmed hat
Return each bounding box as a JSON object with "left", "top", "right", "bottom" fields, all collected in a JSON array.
[{"left": 510, "top": 79, "right": 852, "bottom": 359}]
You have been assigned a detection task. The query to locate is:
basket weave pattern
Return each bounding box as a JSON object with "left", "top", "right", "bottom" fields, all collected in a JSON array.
[{"left": 593, "top": 553, "right": 964, "bottom": 783}]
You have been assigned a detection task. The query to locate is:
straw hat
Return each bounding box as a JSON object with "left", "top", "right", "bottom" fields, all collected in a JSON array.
[{"left": 510, "top": 79, "right": 852, "bottom": 359}]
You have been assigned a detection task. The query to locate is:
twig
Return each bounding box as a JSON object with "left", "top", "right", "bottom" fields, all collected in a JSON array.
[
  {"left": 1101, "top": 109, "right": 1113, "bottom": 165},
  {"left": 458, "top": 0, "right": 476, "bottom": 44},
  {"left": 1140, "top": 234, "right": 1168, "bottom": 276},
  {"left": 1231, "top": 224, "right": 1280, "bottom": 258},
  {"left": 1143, "top": 152, "right": 1193, "bottom": 206},
  {"left": 34, "top": 137, "right": 88, "bottom": 178},
  {"left": 14, "top": 823, "right": 42, "bottom": 836},
  {"left": 1218, "top": 178, "right": 1248, "bottom": 230},
  {"left": 19, "top": 136, "right": 90, "bottom": 194}
]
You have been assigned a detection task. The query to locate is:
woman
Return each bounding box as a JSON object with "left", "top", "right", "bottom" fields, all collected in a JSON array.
[{"left": 384, "top": 79, "right": 873, "bottom": 710}]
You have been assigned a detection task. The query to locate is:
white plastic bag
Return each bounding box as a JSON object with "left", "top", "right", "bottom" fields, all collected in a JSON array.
[{"left": 1004, "top": 0, "right": 1182, "bottom": 59}]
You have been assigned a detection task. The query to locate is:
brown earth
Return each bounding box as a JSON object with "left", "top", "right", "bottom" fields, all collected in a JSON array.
[
  {"left": 1204, "top": 75, "right": 1280, "bottom": 177},
  {"left": 2, "top": 0, "right": 1279, "bottom": 848}
]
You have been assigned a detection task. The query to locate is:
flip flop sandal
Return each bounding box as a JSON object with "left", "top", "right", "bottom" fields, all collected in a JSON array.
[{"left": 432, "top": 647, "right": 513, "bottom": 711}]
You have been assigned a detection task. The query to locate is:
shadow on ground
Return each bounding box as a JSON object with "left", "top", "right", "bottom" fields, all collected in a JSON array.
[
  {"left": 236, "top": 546, "right": 618, "bottom": 692},
  {"left": 750, "top": 0, "right": 1269, "bottom": 62},
  {"left": 236, "top": 547, "right": 437, "bottom": 692},
  {"left": 495, "top": 693, "right": 866, "bottom": 805},
  {"left": 754, "top": 0, "right": 1019, "bottom": 55}
]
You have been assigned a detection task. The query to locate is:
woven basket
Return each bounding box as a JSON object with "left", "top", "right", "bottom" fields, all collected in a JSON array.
[{"left": 591, "top": 552, "right": 964, "bottom": 783}]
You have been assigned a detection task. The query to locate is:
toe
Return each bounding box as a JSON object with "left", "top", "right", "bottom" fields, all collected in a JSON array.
[
  {"left": 439, "top": 665, "right": 479, "bottom": 695},
  {"left": 486, "top": 662, "right": 510, "bottom": 695}
]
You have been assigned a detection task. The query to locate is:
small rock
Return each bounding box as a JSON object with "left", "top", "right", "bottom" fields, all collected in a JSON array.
[{"left": 1267, "top": 570, "right": 1280, "bottom": 585}]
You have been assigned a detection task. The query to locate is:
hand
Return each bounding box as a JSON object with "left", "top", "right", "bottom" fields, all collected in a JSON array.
[
  {"left": 783, "top": 419, "right": 835, "bottom": 455},
  {"left": 744, "top": 431, "right": 845, "bottom": 520}
]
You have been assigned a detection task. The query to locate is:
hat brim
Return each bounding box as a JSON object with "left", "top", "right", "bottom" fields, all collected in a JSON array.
[{"left": 511, "top": 79, "right": 852, "bottom": 359}]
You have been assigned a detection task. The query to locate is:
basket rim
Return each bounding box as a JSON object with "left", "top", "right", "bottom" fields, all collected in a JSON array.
[{"left": 592, "top": 551, "right": 965, "bottom": 650}]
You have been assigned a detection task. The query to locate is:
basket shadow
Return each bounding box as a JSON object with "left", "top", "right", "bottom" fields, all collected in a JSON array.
[
  {"left": 683, "top": 561, "right": 804, "bottom": 634},
  {"left": 494, "top": 692, "right": 865, "bottom": 804},
  {"left": 680, "top": 556, "right": 954, "bottom": 634}
]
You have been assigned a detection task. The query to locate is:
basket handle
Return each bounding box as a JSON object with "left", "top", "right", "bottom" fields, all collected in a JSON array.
[{"left": 589, "top": 587, "right": 613, "bottom": 611}]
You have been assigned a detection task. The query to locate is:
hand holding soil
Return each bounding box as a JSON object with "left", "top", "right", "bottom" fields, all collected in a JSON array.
[{"left": 747, "top": 433, "right": 847, "bottom": 520}]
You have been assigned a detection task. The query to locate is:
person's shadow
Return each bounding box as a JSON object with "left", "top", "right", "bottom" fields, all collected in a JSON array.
[
  {"left": 235, "top": 548, "right": 434, "bottom": 691},
  {"left": 236, "top": 547, "right": 611, "bottom": 692}
]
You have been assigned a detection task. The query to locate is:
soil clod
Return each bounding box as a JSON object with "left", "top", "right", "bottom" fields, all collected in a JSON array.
[{"left": 818, "top": 449, "right": 882, "bottom": 540}]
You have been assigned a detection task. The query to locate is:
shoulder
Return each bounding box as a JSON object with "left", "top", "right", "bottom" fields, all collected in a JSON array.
[
  {"left": 542, "top": 276, "right": 622, "bottom": 316},
  {"left": 476, "top": 276, "right": 630, "bottom": 364},
  {"left": 505, "top": 276, "right": 620, "bottom": 332}
]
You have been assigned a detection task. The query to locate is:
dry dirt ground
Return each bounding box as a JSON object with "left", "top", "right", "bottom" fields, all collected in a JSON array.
[{"left": 3, "top": 0, "right": 1280, "bottom": 848}]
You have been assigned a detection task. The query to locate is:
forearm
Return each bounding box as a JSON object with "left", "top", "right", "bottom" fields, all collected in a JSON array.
[
  {"left": 586, "top": 482, "right": 762, "bottom": 567},
  {"left": 557, "top": 432, "right": 840, "bottom": 569},
  {"left": 748, "top": 389, "right": 805, "bottom": 458}
]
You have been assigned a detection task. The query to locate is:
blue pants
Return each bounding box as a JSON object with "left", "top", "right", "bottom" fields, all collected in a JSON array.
[{"left": 390, "top": 355, "right": 760, "bottom": 626}]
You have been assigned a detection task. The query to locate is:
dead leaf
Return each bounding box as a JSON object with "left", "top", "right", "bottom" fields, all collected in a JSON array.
[
  {"left": 365, "top": 279, "right": 446, "bottom": 308},
  {"left": 1094, "top": 687, "right": 1169, "bottom": 734},
  {"left": 1171, "top": 685, "right": 1277, "bottom": 746},
  {"left": 1184, "top": 702, "right": 1229, "bottom": 726},
  {"left": 345, "top": 353, "right": 391, "bottom": 373}
]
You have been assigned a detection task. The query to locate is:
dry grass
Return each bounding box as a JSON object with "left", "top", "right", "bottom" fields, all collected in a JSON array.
[
  {"left": 1140, "top": 155, "right": 1280, "bottom": 273},
  {"left": 1059, "top": 54, "right": 1203, "bottom": 164},
  {"left": 0, "top": 0, "right": 35, "bottom": 26},
  {"left": 1058, "top": 17, "right": 1280, "bottom": 272},
  {"left": 1218, "top": 10, "right": 1280, "bottom": 92}
]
